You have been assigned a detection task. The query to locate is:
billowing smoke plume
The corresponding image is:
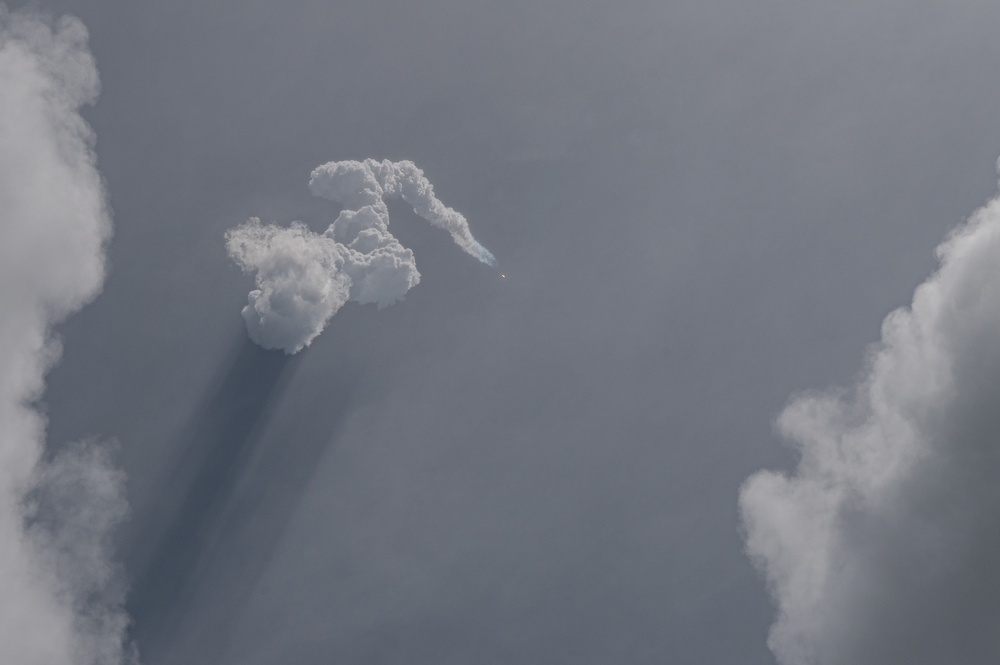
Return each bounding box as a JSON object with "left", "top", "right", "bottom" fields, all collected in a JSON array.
[
  {"left": 740, "top": 163, "right": 1000, "bottom": 663},
  {"left": 0, "top": 7, "right": 134, "bottom": 664},
  {"left": 227, "top": 159, "right": 496, "bottom": 353}
]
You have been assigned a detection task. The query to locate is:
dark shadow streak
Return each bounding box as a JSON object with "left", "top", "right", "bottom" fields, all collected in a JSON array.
[
  {"left": 126, "top": 333, "right": 303, "bottom": 654},
  {"left": 126, "top": 331, "right": 362, "bottom": 665},
  {"left": 178, "top": 358, "right": 362, "bottom": 664}
]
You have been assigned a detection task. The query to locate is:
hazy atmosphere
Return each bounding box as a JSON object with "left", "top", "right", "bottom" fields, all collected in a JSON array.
[{"left": 5, "top": 1, "right": 1000, "bottom": 663}]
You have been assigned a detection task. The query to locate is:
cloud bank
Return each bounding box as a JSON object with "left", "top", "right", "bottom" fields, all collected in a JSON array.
[
  {"left": 0, "top": 7, "right": 134, "bottom": 664},
  {"left": 741, "top": 163, "right": 1000, "bottom": 663},
  {"left": 227, "top": 159, "right": 495, "bottom": 353}
]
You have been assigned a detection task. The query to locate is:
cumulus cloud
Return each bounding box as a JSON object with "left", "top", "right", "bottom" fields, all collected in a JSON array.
[
  {"left": 740, "top": 162, "right": 1000, "bottom": 663},
  {"left": 0, "top": 7, "right": 134, "bottom": 664},
  {"left": 227, "top": 159, "right": 495, "bottom": 353},
  {"left": 26, "top": 442, "right": 134, "bottom": 665}
]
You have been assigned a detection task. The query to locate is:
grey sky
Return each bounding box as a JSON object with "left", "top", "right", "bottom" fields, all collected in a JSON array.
[{"left": 8, "top": 0, "right": 1000, "bottom": 663}]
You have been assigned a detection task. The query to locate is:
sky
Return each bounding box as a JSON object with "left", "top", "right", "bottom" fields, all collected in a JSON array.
[{"left": 5, "top": 1, "right": 1000, "bottom": 663}]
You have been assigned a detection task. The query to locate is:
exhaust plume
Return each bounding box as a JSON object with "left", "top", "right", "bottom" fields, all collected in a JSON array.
[
  {"left": 740, "top": 161, "right": 1000, "bottom": 663},
  {"left": 227, "top": 159, "right": 496, "bottom": 354},
  {"left": 0, "top": 7, "right": 134, "bottom": 664}
]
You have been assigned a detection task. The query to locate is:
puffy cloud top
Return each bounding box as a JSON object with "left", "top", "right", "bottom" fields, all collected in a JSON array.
[
  {"left": 0, "top": 7, "right": 133, "bottom": 665},
  {"left": 741, "top": 164, "right": 1000, "bottom": 664}
]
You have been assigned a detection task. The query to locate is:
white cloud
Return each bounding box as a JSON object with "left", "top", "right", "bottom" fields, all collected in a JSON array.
[
  {"left": 741, "top": 162, "right": 1000, "bottom": 663},
  {"left": 228, "top": 159, "right": 495, "bottom": 354},
  {"left": 0, "top": 6, "right": 134, "bottom": 664},
  {"left": 27, "top": 441, "right": 134, "bottom": 665},
  {"left": 226, "top": 220, "right": 357, "bottom": 355}
]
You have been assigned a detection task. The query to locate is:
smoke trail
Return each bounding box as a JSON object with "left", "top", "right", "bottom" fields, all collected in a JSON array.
[
  {"left": 309, "top": 159, "right": 497, "bottom": 266},
  {"left": 0, "top": 7, "right": 134, "bottom": 664},
  {"left": 740, "top": 161, "right": 1000, "bottom": 663},
  {"left": 227, "top": 159, "right": 496, "bottom": 354}
]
